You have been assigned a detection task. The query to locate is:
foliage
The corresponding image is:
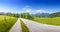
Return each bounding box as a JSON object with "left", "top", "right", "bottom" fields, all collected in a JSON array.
[
  {"left": 20, "top": 13, "right": 34, "bottom": 20},
  {"left": 20, "top": 20, "right": 29, "bottom": 32},
  {"left": 0, "top": 15, "right": 17, "bottom": 32},
  {"left": 49, "top": 12, "right": 60, "bottom": 18},
  {"left": 6, "top": 13, "right": 20, "bottom": 18},
  {"left": 0, "top": 12, "right": 5, "bottom": 15}
]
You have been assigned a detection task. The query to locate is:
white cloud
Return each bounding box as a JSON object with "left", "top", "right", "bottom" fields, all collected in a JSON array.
[
  {"left": 0, "top": 8, "right": 9, "bottom": 13},
  {"left": 0, "top": 7, "right": 20, "bottom": 13},
  {"left": 36, "top": 10, "right": 50, "bottom": 13},
  {"left": 21, "top": 6, "right": 32, "bottom": 14},
  {"left": 21, "top": 6, "right": 51, "bottom": 14}
]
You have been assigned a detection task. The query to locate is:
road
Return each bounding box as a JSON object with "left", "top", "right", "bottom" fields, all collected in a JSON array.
[
  {"left": 20, "top": 18, "right": 60, "bottom": 32},
  {"left": 9, "top": 18, "right": 22, "bottom": 32}
]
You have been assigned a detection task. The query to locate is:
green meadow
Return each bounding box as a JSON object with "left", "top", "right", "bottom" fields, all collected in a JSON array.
[
  {"left": 20, "top": 13, "right": 60, "bottom": 26},
  {"left": 33, "top": 17, "right": 60, "bottom": 26},
  {"left": 20, "top": 20, "right": 29, "bottom": 32},
  {"left": 0, "top": 15, "right": 17, "bottom": 32}
]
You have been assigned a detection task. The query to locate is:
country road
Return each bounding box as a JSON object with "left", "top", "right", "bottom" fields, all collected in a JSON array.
[
  {"left": 9, "top": 18, "right": 22, "bottom": 32},
  {"left": 20, "top": 18, "right": 60, "bottom": 32}
]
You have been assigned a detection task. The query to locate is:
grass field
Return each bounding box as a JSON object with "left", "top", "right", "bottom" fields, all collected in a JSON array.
[
  {"left": 20, "top": 20, "right": 29, "bottom": 32},
  {"left": 33, "top": 17, "right": 60, "bottom": 26},
  {"left": 0, "top": 15, "right": 17, "bottom": 32}
]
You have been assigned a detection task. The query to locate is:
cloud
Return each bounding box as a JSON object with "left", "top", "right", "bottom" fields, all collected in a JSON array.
[
  {"left": 0, "top": 8, "right": 9, "bottom": 13},
  {"left": 36, "top": 10, "right": 50, "bottom": 13},
  {"left": 0, "top": 7, "right": 20, "bottom": 13},
  {"left": 21, "top": 6, "right": 51, "bottom": 14},
  {"left": 21, "top": 6, "right": 32, "bottom": 14}
]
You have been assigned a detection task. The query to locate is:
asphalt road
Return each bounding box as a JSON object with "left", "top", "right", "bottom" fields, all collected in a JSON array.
[
  {"left": 21, "top": 18, "right": 60, "bottom": 32},
  {"left": 9, "top": 18, "right": 22, "bottom": 32}
]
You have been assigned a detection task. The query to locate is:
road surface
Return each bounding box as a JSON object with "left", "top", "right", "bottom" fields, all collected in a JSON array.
[
  {"left": 20, "top": 18, "right": 60, "bottom": 32},
  {"left": 9, "top": 18, "right": 22, "bottom": 32}
]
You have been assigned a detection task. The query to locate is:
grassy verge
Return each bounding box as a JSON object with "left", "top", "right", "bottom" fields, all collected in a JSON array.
[
  {"left": 23, "top": 16, "right": 60, "bottom": 26},
  {"left": 0, "top": 15, "right": 17, "bottom": 32},
  {"left": 33, "top": 17, "right": 60, "bottom": 26},
  {"left": 20, "top": 20, "right": 29, "bottom": 32}
]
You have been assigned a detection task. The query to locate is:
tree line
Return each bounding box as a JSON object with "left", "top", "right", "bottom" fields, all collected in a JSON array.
[
  {"left": 0, "top": 12, "right": 60, "bottom": 19},
  {"left": 34, "top": 12, "right": 60, "bottom": 18},
  {"left": 0, "top": 12, "right": 20, "bottom": 18},
  {"left": 20, "top": 13, "right": 34, "bottom": 20},
  {"left": 49, "top": 12, "right": 60, "bottom": 18},
  {"left": 0, "top": 12, "right": 34, "bottom": 19}
]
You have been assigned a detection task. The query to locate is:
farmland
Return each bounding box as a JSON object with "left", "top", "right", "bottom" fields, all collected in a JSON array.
[
  {"left": 0, "top": 15, "right": 17, "bottom": 32},
  {"left": 20, "top": 12, "right": 60, "bottom": 26},
  {"left": 33, "top": 17, "right": 60, "bottom": 26}
]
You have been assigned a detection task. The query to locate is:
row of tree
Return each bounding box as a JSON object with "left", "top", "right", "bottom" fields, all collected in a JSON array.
[
  {"left": 34, "top": 12, "right": 60, "bottom": 18},
  {"left": 20, "top": 13, "right": 34, "bottom": 20},
  {"left": 0, "top": 12, "right": 20, "bottom": 18},
  {"left": 0, "top": 12, "right": 60, "bottom": 19},
  {"left": 0, "top": 12, "right": 34, "bottom": 19},
  {"left": 49, "top": 12, "right": 60, "bottom": 18}
]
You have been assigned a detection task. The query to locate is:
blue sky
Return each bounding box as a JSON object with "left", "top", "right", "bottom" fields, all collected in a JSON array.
[{"left": 0, "top": 0, "right": 60, "bottom": 14}]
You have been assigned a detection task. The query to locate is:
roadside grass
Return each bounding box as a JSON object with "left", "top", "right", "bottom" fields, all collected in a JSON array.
[
  {"left": 0, "top": 15, "right": 17, "bottom": 32},
  {"left": 20, "top": 19, "right": 29, "bottom": 32},
  {"left": 33, "top": 17, "right": 60, "bottom": 26}
]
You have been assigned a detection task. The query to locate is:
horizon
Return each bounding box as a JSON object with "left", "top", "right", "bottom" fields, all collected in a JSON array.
[{"left": 0, "top": 0, "right": 60, "bottom": 14}]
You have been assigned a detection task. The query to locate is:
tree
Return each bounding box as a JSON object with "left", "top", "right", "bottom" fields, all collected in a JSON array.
[
  {"left": 20, "top": 13, "right": 34, "bottom": 20},
  {"left": 49, "top": 12, "right": 60, "bottom": 18},
  {"left": 0, "top": 12, "right": 5, "bottom": 15}
]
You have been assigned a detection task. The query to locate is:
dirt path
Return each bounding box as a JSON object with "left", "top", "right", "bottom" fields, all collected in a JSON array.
[
  {"left": 20, "top": 18, "right": 60, "bottom": 32},
  {"left": 9, "top": 18, "right": 22, "bottom": 32}
]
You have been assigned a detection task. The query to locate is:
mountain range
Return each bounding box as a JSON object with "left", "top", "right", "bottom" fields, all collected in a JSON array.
[{"left": 34, "top": 12, "right": 49, "bottom": 17}]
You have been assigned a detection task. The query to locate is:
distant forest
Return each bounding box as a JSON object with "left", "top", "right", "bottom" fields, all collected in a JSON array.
[{"left": 0, "top": 12, "right": 60, "bottom": 19}]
